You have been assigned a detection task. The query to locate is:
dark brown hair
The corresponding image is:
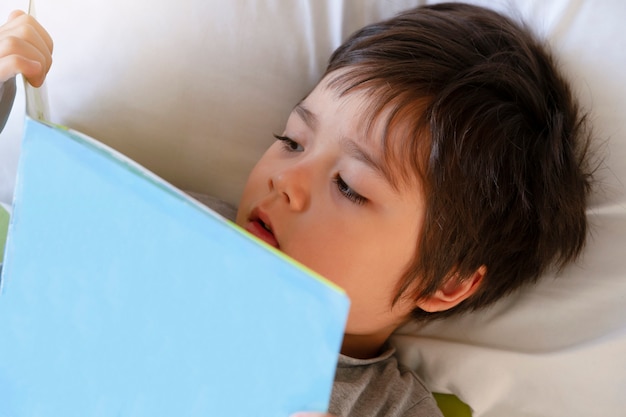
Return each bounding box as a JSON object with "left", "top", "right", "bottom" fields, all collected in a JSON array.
[{"left": 324, "top": 3, "right": 594, "bottom": 320}]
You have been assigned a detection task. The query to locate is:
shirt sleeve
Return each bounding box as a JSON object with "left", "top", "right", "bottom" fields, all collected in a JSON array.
[{"left": 0, "top": 77, "right": 17, "bottom": 134}]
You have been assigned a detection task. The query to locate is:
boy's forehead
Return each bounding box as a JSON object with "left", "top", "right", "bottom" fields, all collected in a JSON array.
[{"left": 300, "top": 80, "right": 427, "bottom": 192}]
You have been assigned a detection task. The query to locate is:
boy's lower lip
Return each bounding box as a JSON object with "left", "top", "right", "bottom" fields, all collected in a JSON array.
[{"left": 245, "top": 221, "right": 280, "bottom": 249}]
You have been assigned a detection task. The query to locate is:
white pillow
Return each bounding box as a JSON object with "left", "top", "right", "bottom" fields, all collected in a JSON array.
[{"left": 1, "top": 1, "right": 624, "bottom": 416}]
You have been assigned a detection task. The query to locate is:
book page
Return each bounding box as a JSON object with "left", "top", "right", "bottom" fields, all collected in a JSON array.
[
  {"left": 1, "top": 117, "right": 349, "bottom": 416},
  {"left": 23, "top": 0, "right": 50, "bottom": 122}
]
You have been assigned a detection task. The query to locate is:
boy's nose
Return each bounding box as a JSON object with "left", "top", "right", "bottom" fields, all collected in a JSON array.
[{"left": 269, "top": 167, "right": 309, "bottom": 212}]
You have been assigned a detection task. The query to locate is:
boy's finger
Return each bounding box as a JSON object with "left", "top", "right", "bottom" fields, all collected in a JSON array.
[
  {"left": 2, "top": 11, "right": 53, "bottom": 56},
  {"left": 21, "top": 24, "right": 53, "bottom": 73},
  {"left": 7, "top": 10, "right": 26, "bottom": 22},
  {"left": 0, "top": 56, "right": 44, "bottom": 86},
  {"left": 0, "top": 33, "right": 50, "bottom": 72},
  {"left": 0, "top": 24, "right": 53, "bottom": 76},
  {"left": 24, "top": 14, "right": 53, "bottom": 56},
  {"left": 21, "top": 58, "right": 45, "bottom": 87}
]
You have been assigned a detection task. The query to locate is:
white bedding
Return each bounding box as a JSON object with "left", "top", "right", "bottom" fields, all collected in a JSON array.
[{"left": 1, "top": 1, "right": 624, "bottom": 416}]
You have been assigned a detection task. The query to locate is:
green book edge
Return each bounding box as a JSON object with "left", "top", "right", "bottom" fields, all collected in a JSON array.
[{"left": 0, "top": 205, "right": 9, "bottom": 265}]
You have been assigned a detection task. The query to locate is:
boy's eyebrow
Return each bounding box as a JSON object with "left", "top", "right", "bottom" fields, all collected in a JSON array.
[
  {"left": 293, "top": 102, "right": 396, "bottom": 189},
  {"left": 294, "top": 103, "right": 318, "bottom": 130},
  {"left": 341, "top": 137, "right": 394, "bottom": 186},
  {"left": 294, "top": 102, "right": 396, "bottom": 188}
]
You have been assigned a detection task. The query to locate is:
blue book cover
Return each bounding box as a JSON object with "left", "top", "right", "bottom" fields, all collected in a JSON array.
[{"left": 0, "top": 112, "right": 349, "bottom": 414}]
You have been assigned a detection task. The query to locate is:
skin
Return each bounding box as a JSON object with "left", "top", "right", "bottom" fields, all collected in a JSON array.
[
  {"left": 243, "top": 75, "right": 485, "bottom": 416},
  {"left": 238, "top": 74, "right": 429, "bottom": 360},
  {"left": 0, "top": 10, "right": 53, "bottom": 87}
]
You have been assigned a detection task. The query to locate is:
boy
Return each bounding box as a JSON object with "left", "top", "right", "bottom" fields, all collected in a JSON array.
[
  {"left": 1, "top": 3, "right": 593, "bottom": 417},
  {"left": 238, "top": 3, "right": 593, "bottom": 417}
]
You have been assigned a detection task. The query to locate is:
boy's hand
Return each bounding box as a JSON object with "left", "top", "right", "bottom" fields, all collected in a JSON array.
[{"left": 0, "top": 10, "right": 53, "bottom": 87}]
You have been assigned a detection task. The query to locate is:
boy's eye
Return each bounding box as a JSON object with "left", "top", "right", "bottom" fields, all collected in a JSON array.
[
  {"left": 333, "top": 174, "right": 367, "bottom": 205},
  {"left": 274, "top": 134, "right": 304, "bottom": 152}
]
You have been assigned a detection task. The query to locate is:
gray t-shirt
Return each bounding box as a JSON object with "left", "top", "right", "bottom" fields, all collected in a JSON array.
[
  {"left": 330, "top": 347, "right": 444, "bottom": 417},
  {"left": 0, "top": 77, "right": 17, "bottom": 134}
]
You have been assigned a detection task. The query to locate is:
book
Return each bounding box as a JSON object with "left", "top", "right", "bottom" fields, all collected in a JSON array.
[
  {"left": 0, "top": 204, "right": 8, "bottom": 267},
  {"left": 0, "top": 30, "right": 349, "bottom": 417}
]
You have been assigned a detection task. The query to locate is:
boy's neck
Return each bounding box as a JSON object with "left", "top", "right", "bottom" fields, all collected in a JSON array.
[{"left": 341, "top": 332, "right": 389, "bottom": 359}]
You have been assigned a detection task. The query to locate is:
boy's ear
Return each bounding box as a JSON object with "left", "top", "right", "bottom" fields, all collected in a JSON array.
[{"left": 416, "top": 265, "right": 486, "bottom": 313}]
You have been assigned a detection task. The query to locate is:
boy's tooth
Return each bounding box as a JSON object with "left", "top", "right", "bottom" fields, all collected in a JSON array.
[{"left": 259, "top": 220, "right": 271, "bottom": 232}]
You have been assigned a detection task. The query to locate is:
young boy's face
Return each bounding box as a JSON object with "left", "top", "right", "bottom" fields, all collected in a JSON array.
[{"left": 236, "top": 74, "right": 425, "bottom": 355}]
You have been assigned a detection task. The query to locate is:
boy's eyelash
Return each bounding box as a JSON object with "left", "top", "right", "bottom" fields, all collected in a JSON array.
[
  {"left": 273, "top": 134, "right": 303, "bottom": 152},
  {"left": 272, "top": 134, "right": 366, "bottom": 205},
  {"left": 333, "top": 175, "right": 367, "bottom": 205}
]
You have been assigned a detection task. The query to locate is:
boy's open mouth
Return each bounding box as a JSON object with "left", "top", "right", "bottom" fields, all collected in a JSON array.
[{"left": 245, "top": 213, "right": 279, "bottom": 249}]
